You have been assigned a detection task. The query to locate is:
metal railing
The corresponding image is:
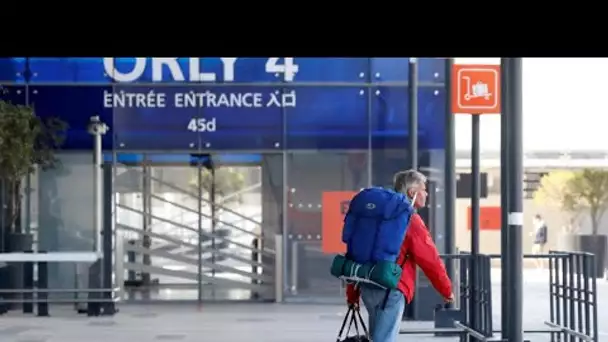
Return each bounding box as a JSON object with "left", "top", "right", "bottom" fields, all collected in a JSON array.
[
  {"left": 399, "top": 251, "right": 598, "bottom": 342},
  {"left": 0, "top": 252, "right": 120, "bottom": 317},
  {"left": 400, "top": 252, "right": 493, "bottom": 339},
  {"left": 547, "top": 251, "right": 598, "bottom": 342}
]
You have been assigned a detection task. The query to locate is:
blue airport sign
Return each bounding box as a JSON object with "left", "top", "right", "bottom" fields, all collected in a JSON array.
[{"left": 0, "top": 58, "right": 447, "bottom": 151}]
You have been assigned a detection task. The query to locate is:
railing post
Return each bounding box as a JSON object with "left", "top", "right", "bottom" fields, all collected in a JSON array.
[
  {"left": 575, "top": 254, "right": 583, "bottom": 339},
  {"left": 37, "top": 251, "right": 49, "bottom": 317},
  {"left": 251, "top": 238, "right": 260, "bottom": 299},
  {"left": 274, "top": 234, "right": 283, "bottom": 303},
  {"left": 0, "top": 264, "right": 8, "bottom": 314},
  {"left": 560, "top": 254, "right": 568, "bottom": 342},
  {"left": 549, "top": 252, "right": 557, "bottom": 342},
  {"left": 459, "top": 254, "right": 469, "bottom": 325},
  {"left": 483, "top": 255, "right": 493, "bottom": 337},
  {"left": 452, "top": 249, "right": 460, "bottom": 309},
  {"left": 114, "top": 232, "right": 124, "bottom": 300},
  {"left": 290, "top": 240, "right": 299, "bottom": 295},
  {"left": 567, "top": 254, "right": 575, "bottom": 341},
  {"left": 474, "top": 255, "right": 480, "bottom": 334},
  {"left": 590, "top": 254, "right": 598, "bottom": 342},
  {"left": 23, "top": 250, "right": 34, "bottom": 314},
  {"left": 127, "top": 240, "right": 137, "bottom": 282},
  {"left": 582, "top": 254, "right": 591, "bottom": 340},
  {"left": 87, "top": 259, "right": 102, "bottom": 316}
]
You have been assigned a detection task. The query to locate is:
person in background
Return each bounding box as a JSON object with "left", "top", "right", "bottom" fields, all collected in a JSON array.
[
  {"left": 530, "top": 214, "right": 548, "bottom": 268},
  {"left": 346, "top": 170, "right": 454, "bottom": 342}
]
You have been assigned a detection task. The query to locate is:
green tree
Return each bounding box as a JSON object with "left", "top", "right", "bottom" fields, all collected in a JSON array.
[
  {"left": 535, "top": 169, "right": 608, "bottom": 235},
  {"left": 0, "top": 96, "right": 67, "bottom": 233}
]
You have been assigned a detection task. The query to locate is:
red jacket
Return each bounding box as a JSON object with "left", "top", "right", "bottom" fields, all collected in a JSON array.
[
  {"left": 347, "top": 213, "right": 452, "bottom": 303},
  {"left": 395, "top": 213, "right": 452, "bottom": 302}
]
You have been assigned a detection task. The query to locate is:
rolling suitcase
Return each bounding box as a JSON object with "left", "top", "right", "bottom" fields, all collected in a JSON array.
[{"left": 433, "top": 303, "right": 462, "bottom": 337}]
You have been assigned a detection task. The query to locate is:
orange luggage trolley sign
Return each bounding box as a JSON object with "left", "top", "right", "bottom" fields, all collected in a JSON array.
[{"left": 451, "top": 65, "right": 500, "bottom": 115}]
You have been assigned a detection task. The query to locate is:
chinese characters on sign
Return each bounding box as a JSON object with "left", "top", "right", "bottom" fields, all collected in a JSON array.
[
  {"left": 102, "top": 57, "right": 300, "bottom": 134},
  {"left": 102, "top": 89, "right": 296, "bottom": 109},
  {"left": 103, "top": 89, "right": 297, "bottom": 133}
]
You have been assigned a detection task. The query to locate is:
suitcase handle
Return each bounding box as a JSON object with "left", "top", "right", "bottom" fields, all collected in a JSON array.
[
  {"left": 336, "top": 305, "right": 370, "bottom": 342},
  {"left": 435, "top": 302, "right": 453, "bottom": 311}
]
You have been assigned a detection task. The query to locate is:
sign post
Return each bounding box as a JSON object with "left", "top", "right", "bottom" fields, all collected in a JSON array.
[
  {"left": 506, "top": 58, "right": 524, "bottom": 342},
  {"left": 409, "top": 58, "right": 419, "bottom": 169},
  {"left": 499, "top": 58, "right": 511, "bottom": 340},
  {"left": 444, "top": 58, "right": 456, "bottom": 281},
  {"left": 451, "top": 64, "right": 500, "bottom": 335}
]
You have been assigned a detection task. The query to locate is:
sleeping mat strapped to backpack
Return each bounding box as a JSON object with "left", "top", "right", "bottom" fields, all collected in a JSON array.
[
  {"left": 329, "top": 187, "right": 416, "bottom": 289},
  {"left": 330, "top": 254, "right": 404, "bottom": 289}
]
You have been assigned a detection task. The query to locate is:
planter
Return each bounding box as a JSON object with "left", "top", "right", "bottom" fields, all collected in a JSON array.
[
  {"left": 557, "top": 233, "right": 607, "bottom": 278},
  {"left": 7, "top": 233, "right": 33, "bottom": 252}
]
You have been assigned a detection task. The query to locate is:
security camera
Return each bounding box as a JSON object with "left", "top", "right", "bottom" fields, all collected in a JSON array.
[{"left": 87, "top": 115, "right": 109, "bottom": 135}]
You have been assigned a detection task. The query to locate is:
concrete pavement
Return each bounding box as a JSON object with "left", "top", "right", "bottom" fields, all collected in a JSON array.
[
  {"left": 0, "top": 270, "right": 605, "bottom": 342},
  {"left": 0, "top": 301, "right": 573, "bottom": 342},
  {"left": 0, "top": 304, "right": 456, "bottom": 342}
]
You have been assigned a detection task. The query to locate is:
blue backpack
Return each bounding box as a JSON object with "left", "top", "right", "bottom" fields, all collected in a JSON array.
[{"left": 342, "top": 187, "right": 416, "bottom": 264}]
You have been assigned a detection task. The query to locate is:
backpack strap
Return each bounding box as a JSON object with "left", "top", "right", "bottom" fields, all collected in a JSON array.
[
  {"left": 380, "top": 211, "right": 415, "bottom": 309},
  {"left": 381, "top": 209, "right": 415, "bottom": 310}
]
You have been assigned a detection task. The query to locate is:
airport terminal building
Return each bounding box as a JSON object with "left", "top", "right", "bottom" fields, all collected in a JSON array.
[
  {"left": 0, "top": 57, "right": 464, "bottom": 301},
  {"left": 0, "top": 57, "right": 452, "bottom": 303},
  {"left": 3, "top": 57, "right": 606, "bottom": 306}
]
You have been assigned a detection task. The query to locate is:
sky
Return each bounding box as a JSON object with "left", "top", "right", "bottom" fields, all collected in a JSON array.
[{"left": 453, "top": 58, "right": 608, "bottom": 152}]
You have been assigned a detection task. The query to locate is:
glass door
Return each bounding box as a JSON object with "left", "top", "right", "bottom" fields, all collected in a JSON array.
[{"left": 113, "top": 153, "right": 281, "bottom": 302}]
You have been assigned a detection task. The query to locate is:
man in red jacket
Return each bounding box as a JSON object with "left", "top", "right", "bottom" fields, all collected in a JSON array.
[{"left": 346, "top": 170, "right": 453, "bottom": 342}]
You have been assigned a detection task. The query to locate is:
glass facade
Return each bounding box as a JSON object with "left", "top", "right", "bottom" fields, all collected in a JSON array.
[{"left": 1, "top": 57, "right": 449, "bottom": 302}]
